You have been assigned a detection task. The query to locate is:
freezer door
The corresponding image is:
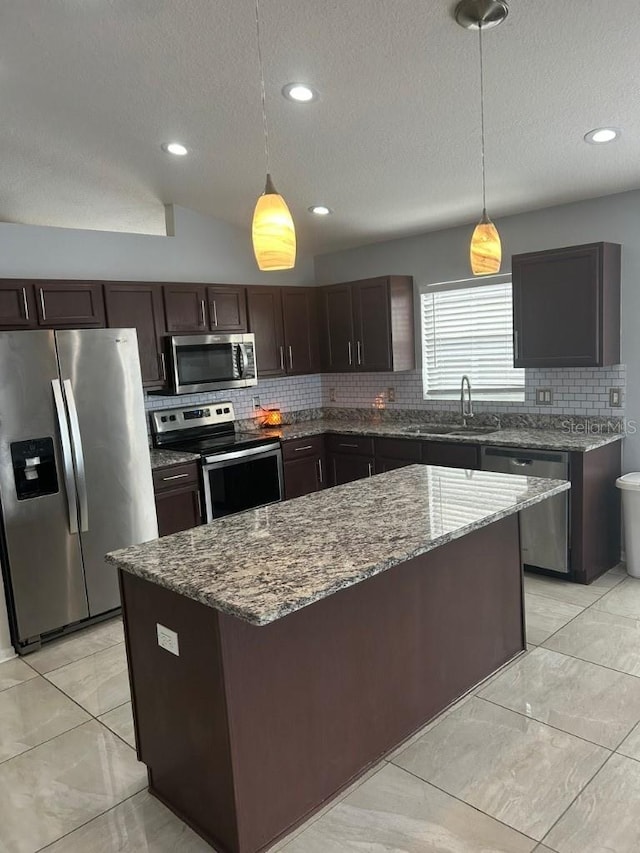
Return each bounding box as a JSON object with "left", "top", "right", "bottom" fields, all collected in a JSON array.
[
  {"left": 56, "top": 329, "right": 158, "bottom": 616},
  {"left": 0, "top": 331, "right": 87, "bottom": 643}
]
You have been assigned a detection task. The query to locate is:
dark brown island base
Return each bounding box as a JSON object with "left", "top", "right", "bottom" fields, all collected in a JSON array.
[{"left": 108, "top": 465, "right": 570, "bottom": 853}]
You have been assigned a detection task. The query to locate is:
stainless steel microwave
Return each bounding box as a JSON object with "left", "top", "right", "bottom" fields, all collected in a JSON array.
[{"left": 168, "top": 334, "right": 257, "bottom": 394}]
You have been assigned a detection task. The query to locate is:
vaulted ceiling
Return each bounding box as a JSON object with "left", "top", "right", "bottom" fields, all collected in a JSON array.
[{"left": 2, "top": 1, "right": 638, "bottom": 255}]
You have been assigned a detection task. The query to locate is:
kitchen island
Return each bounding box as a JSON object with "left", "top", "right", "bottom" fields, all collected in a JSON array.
[{"left": 107, "top": 465, "right": 569, "bottom": 853}]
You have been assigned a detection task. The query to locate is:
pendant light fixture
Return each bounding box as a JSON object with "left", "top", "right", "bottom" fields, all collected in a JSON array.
[
  {"left": 251, "top": 0, "right": 296, "bottom": 271},
  {"left": 456, "top": 0, "right": 508, "bottom": 276}
]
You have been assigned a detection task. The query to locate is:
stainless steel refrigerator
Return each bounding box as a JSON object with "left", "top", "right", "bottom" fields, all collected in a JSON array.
[{"left": 0, "top": 329, "right": 158, "bottom": 652}]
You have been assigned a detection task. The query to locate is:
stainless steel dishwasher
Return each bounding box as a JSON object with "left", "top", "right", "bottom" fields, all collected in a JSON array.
[{"left": 480, "top": 446, "right": 570, "bottom": 574}]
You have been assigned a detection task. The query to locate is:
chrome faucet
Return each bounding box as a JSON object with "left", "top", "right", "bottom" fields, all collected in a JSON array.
[{"left": 460, "top": 375, "right": 474, "bottom": 427}]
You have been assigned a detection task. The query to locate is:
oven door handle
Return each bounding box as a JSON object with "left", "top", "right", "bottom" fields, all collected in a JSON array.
[{"left": 202, "top": 443, "right": 280, "bottom": 466}]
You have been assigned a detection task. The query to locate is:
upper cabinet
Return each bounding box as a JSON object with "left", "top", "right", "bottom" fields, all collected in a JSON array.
[
  {"left": 206, "top": 285, "right": 247, "bottom": 333},
  {"left": 247, "top": 286, "right": 320, "bottom": 378},
  {"left": 163, "top": 284, "right": 208, "bottom": 333},
  {"left": 164, "top": 284, "right": 248, "bottom": 334},
  {"left": 512, "top": 242, "right": 621, "bottom": 368},
  {"left": 0, "top": 281, "right": 105, "bottom": 330},
  {"left": 0, "top": 281, "right": 37, "bottom": 329},
  {"left": 104, "top": 283, "right": 166, "bottom": 388},
  {"left": 36, "top": 282, "right": 105, "bottom": 328},
  {"left": 319, "top": 276, "right": 415, "bottom": 372}
]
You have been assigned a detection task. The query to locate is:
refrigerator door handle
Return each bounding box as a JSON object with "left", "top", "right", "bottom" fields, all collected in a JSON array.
[
  {"left": 63, "top": 379, "right": 89, "bottom": 533},
  {"left": 51, "top": 379, "right": 79, "bottom": 535}
]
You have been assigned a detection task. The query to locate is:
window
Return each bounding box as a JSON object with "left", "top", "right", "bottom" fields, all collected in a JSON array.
[{"left": 421, "top": 278, "right": 524, "bottom": 401}]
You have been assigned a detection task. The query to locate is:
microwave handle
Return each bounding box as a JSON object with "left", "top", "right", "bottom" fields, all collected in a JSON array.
[{"left": 236, "top": 344, "right": 246, "bottom": 378}]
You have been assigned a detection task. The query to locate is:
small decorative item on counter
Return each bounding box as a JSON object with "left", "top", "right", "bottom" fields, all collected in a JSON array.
[{"left": 261, "top": 407, "right": 283, "bottom": 428}]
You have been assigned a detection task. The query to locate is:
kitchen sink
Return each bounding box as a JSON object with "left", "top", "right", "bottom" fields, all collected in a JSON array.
[
  {"left": 401, "top": 424, "right": 499, "bottom": 437},
  {"left": 446, "top": 426, "right": 499, "bottom": 436}
]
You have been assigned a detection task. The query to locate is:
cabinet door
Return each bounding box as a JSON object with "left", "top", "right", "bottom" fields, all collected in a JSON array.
[
  {"left": 423, "top": 442, "right": 479, "bottom": 470},
  {"left": 0, "top": 281, "right": 37, "bottom": 329},
  {"left": 513, "top": 244, "right": 606, "bottom": 367},
  {"left": 282, "top": 287, "right": 320, "bottom": 375},
  {"left": 375, "top": 457, "right": 412, "bottom": 474},
  {"left": 247, "top": 287, "right": 285, "bottom": 377},
  {"left": 36, "top": 282, "right": 105, "bottom": 327},
  {"left": 104, "top": 283, "right": 166, "bottom": 387},
  {"left": 353, "top": 279, "right": 392, "bottom": 371},
  {"left": 321, "top": 285, "right": 355, "bottom": 371},
  {"left": 155, "top": 484, "right": 202, "bottom": 537},
  {"left": 328, "top": 452, "right": 375, "bottom": 486},
  {"left": 207, "top": 286, "right": 247, "bottom": 332},
  {"left": 164, "top": 284, "right": 208, "bottom": 333},
  {"left": 284, "top": 456, "right": 324, "bottom": 500}
]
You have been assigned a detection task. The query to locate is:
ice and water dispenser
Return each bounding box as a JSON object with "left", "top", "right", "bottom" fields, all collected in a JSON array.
[{"left": 10, "top": 438, "right": 58, "bottom": 500}]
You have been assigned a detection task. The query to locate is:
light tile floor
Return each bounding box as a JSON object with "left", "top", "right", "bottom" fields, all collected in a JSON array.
[{"left": 1, "top": 565, "right": 640, "bottom": 851}]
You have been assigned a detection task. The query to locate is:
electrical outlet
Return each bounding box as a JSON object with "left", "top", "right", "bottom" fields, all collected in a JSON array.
[
  {"left": 156, "top": 623, "right": 180, "bottom": 657},
  {"left": 387, "top": 387, "right": 396, "bottom": 402},
  {"left": 329, "top": 388, "right": 337, "bottom": 402},
  {"left": 609, "top": 387, "right": 623, "bottom": 407},
  {"left": 535, "top": 388, "right": 553, "bottom": 405},
  {"left": 252, "top": 396, "right": 261, "bottom": 410}
]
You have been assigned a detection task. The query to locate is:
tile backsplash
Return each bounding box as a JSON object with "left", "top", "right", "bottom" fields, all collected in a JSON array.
[
  {"left": 144, "top": 365, "right": 626, "bottom": 423},
  {"left": 321, "top": 365, "right": 627, "bottom": 418}
]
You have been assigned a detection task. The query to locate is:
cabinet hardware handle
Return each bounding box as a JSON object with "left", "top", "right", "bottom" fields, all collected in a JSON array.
[
  {"left": 211, "top": 300, "right": 218, "bottom": 326},
  {"left": 196, "top": 490, "right": 202, "bottom": 519},
  {"left": 339, "top": 442, "right": 359, "bottom": 448},
  {"left": 357, "top": 340, "right": 362, "bottom": 366},
  {"left": 295, "top": 445, "right": 314, "bottom": 452},
  {"left": 161, "top": 473, "right": 190, "bottom": 481},
  {"left": 159, "top": 352, "right": 167, "bottom": 381},
  {"left": 348, "top": 341, "right": 352, "bottom": 365},
  {"left": 200, "top": 299, "right": 207, "bottom": 327},
  {"left": 514, "top": 330, "right": 519, "bottom": 359},
  {"left": 280, "top": 345, "right": 285, "bottom": 370},
  {"left": 317, "top": 457, "right": 323, "bottom": 484},
  {"left": 368, "top": 462, "right": 374, "bottom": 477},
  {"left": 39, "top": 288, "right": 47, "bottom": 321},
  {"left": 288, "top": 345, "right": 293, "bottom": 370},
  {"left": 22, "top": 287, "right": 29, "bottom": 321}
]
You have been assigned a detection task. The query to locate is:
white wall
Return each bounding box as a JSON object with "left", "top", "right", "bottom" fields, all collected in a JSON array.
[
  {"left": 315, "top": 189, "right": 640, "bottom": 471},
  {"left": 0, "top": 204, "right": 315, "bottom": 284}
]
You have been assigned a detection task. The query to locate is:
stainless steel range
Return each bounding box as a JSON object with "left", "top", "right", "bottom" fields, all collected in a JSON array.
[{"left": 150, "top": 403, "right": 283, "bottom": 522}]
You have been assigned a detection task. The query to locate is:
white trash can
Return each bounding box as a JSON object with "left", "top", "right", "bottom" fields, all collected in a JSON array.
[{"left": 616, "top": 473, "right": 640, "bottom": 578}]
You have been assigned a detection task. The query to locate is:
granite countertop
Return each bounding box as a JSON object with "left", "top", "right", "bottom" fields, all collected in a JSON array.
[
  {"left": 149, "top": 448, "right": 201, "bottom": 470},
  {"left": 108, "top": 465, "right": 570, "bottom": 626},
  {"left": 264, "top": 419, "right": 624, "bottom": 453}
]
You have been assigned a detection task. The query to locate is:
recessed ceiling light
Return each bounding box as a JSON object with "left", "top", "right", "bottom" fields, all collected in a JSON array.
[
  {"left": 161, "top": 142, "right": 189, "bottom": 156},
  {"left": 282, "top": 83, "right": 318, "bottom": 103},
  {"left": 584, "top": 127, "right": 620, "bottom": 144},
  {"left": 308, "top": 205, "right": 332, "bottom": 216}
]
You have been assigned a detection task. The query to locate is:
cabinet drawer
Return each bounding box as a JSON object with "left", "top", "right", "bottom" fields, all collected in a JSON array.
[
  {"left": 375, "top": 437, "right": 422, "bottom": 462},
  {"left": 325, "top": 434, "right": 375, "bottom": 456},
  {"left": 423, "top": 441, "right": 479, "bottom": 470},
  {"left": 152, "top": 462, "right": 199, "bottom": 493},
  {"left": 282, "top": 435, "right": 324, "bottom": 461}
]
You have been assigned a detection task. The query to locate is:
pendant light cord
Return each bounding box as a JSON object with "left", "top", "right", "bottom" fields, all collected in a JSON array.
[
  {"left": 254, "top": 0, "right": 271, "bottom": 176},
  {"left": 478, "top": 21, "right": 486, "bottom": 213}
]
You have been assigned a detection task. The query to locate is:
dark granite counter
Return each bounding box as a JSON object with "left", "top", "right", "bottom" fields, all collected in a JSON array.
[
  {"left": 261, "top": 418, "right": 623, "bottom": 452},
  {"left": 108, "top": 465, "right": 569, "bottom": 626},
  {"left": 149, "top": 448, "right": 201, "bottom": 470}
]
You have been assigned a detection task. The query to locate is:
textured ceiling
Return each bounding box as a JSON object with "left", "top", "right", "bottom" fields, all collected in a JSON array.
[{"left": 1, "top": 0, "right": 639, "bottom": 255}]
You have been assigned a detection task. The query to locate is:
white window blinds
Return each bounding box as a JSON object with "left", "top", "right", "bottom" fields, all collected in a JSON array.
[{"left": 421, "top": 280, "right": 525, "bottom": 399}]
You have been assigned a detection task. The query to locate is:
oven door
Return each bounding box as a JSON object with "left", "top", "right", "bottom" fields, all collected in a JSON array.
[
  {"left": 169, "top": 335, "right": 257, "bottom": 394},
  {"left": 202, "top": 444, "right": 284, "bottom": 521}
]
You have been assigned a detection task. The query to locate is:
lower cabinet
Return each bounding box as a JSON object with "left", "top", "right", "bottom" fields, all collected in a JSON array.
[
  {"left": 152, "top": 462, "right": 202, "bottom": 537},
  {"left": 375, "top": 437, "right": 422, "bottom": 473},
  {"left": 282, "top": 436, "right": 326, "bottom": 500},
  {"left": 423, "top": 441, "right": 480, "bottom": 469},
  {"left": 325, "top": 434, "right": 375, "bottom": 487}
]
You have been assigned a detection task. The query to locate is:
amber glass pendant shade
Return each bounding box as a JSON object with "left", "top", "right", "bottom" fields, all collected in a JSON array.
[
  {"left": 252, "top": 174, "right": 296, "bottom": 271},
  {"left": 470, "top": 209, "right": 501, "bottom": 275}
]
